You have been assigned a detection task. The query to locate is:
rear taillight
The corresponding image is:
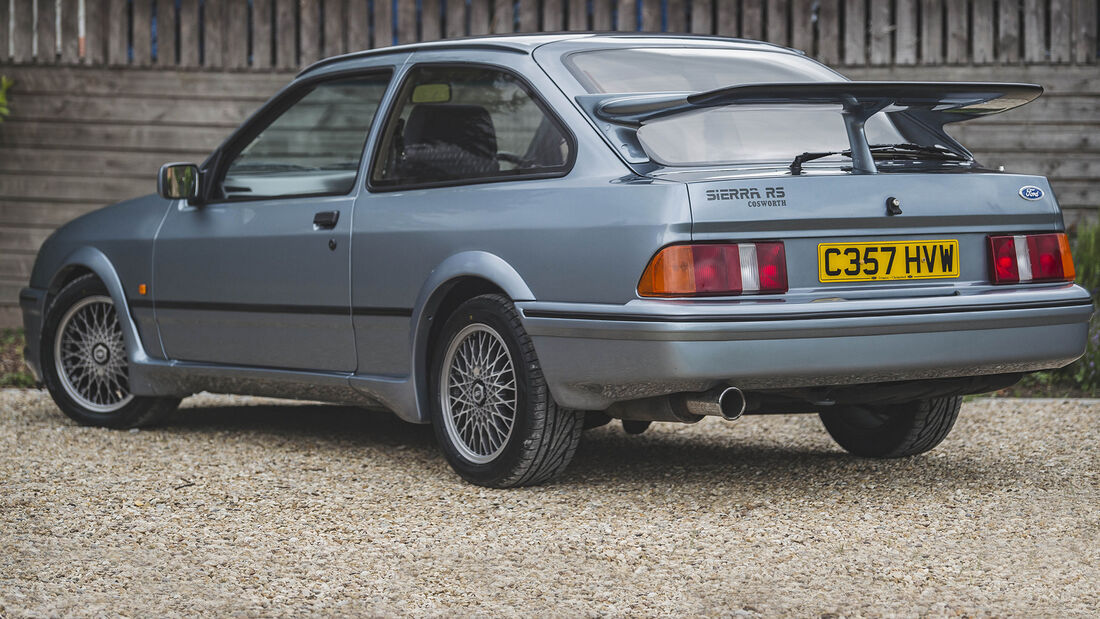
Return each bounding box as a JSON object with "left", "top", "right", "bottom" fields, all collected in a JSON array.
[
  {"left": 987, "top": 233, "right": 1075, "bottom": 284},
  {"left": 638, "top": 242, "right": 788, "bottom": 297}
]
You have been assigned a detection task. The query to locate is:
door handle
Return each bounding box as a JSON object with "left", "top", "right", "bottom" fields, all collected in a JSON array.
[{"left": 313, "top": 210, "right": 339, "bottom": 229}]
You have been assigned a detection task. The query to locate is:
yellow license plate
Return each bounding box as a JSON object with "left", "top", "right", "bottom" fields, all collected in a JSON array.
[{"left": 818, "top": 240, "right": 960, "bottom": 282}]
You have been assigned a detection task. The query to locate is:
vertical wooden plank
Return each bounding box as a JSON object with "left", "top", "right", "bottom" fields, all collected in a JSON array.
[
  {"left": 158, "top": 0, "right": 178, "bottom": 65},
  {"left": 469, "top": 0, "right": 490, "bottom": 33},
  {"left": 396, "top": 0, "right": 416, "bottom": 42},
  {"left": 690, "top": 0, "right": 713, "bottom": 34},
  {"left": 445, "top": 0, "right": 465, "bottom": 36},
  {"left": 742, "top": 0, "right": 765, "bottom": 39},
  {"left": 423, "top": 0, "right": 442, "bottom": 39},
  {"left": 543, "top": 0, "right": 566, "bottom": 31},
  {"left": 299, "top": 0, "right": 321, "bottom": 63},
  {"left": 766, "top": 0, "right": 788, "bottom": 45},
  {"left": 615, "top": 0, "right": 637, "bottom": 30},
  {"left": 106, "top": 0, "right": 127, "bottom": 65},
  {"left": 919, "top": 0, "right": 942, "bottom": 64},
  {"left": 1023, "top": 0, "right": 1046, "bottom": 61},
  {"left": 205, "top": 0, "right": 227, "bottom": 67},
  {"left": 790, "top": 0, "right": 813, "bottom": 54},
  {"left": 667, "top": 0, "right": 686, "bottom": 32},
  {"left": 640, "top": 0, "right": 661, "bottom": 31},
  {"left": 1049, "top": 0, "right": 1071, "bottom": 62},
  {"left": 323, "top": 0, "right": 345, "bottom": 53},
  {"left": 37, "top": 0, "right": 58, "bottom": 62},
  {"left": 275, "top": 0, "right": 297, "bottom": 62},
  {"left": 347, "top": 0, "right": 369, "bottom": 50},
  {"left": 85, "top": 0, "right": 106, "bottom": 63},
  {"left": 868, "top": 0, "right": 890, "bottom": 65},
  {"left": 226, "top": 1, "right": 250, "bottom": 67},
  {"left": 894, "top": 0, "right": 917, "bottom": 64},
  {"left": 815, "top": 0, "right": 841, "bottom": 62},
  {"left": 492, "top": 0, "right": 514, "bottom": 33},
  {"left": 1075, "top": 0, "right": 1098, "bottom": 63},
  {"left": 997, "top": 0, "right": 1019, "bottom": 62},
  {"left": 568, "top": 0, "right": 586, "bottom": 29},
  {"left": 715, "top": 0, "right": 737, "bottom": 36},
  {"left": 372, "top": 0, "right": 393, "bottom": 46},
  {"left": 131, "top": 0, "right": 150, "bottom": 66},
  {"left": 0, "top": 1, "right": 9, "bottom": 62},
  {"left": 971, "top": 0, "right": 994, "bottom": 64},
  {"left": 178, "top": 0, "right": 199, "bottom": 66},
  {"left": 843, "top": 0, "right": 865, "bottom": 64},
  {"left": 945, "top": 0, "right": 968, "bottom": 63},
  {"left": 518, "top": 0, "right": 538, "bottom": 31},
  {"left": 11, "top": 0, "right": 33, "bottom": 63},
  {"left": 253, "top": 0, "right": 274, "bottom": 67},
  {"left": 592, "top": 0, "right": 612, "bottom": 30}
]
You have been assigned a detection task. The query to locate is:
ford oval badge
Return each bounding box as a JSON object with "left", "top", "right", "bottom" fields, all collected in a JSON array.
[{"left": 1019, "top": 185, "right": 1044, "bottom": 200}]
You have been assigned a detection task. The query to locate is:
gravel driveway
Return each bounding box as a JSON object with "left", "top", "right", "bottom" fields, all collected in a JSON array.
[{"left": 1, "top": 389, "right": 1097, "bottom": 616}]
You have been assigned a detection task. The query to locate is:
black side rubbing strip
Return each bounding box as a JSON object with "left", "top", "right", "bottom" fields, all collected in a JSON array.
[{"left": 130, "top": 299, "right": 412, "bottom": 317}]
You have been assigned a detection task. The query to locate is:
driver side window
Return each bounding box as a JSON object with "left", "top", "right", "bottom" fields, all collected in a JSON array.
[
  {"left": 371, "top": 65, "right": 573, "bottom": 188},
  {"left": 220, "top": 72, "right": 392, "bottom": 200}
]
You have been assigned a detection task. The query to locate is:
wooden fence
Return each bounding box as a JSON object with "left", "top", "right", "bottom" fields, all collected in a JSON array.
[
  {"left": 1, "top": 0, "right": 1097, "bottom": 69},
  {"left": 0, "top": 1, "right": 1098, "bottom": 326}
]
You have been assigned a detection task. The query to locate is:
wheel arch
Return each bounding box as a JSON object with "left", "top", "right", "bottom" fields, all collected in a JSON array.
[
  {"left": 43, "top": 247, "right": 158, "bottom": 378},
  {"left": 406, "top": 251, "right": 535, "bottom": 424}
]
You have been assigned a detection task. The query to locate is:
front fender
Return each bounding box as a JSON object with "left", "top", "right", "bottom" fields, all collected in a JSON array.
[{"left": 45, "top": 247, "right": 163, "bottom": 395}]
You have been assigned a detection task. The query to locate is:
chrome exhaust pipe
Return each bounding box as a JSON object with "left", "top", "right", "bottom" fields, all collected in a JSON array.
[
  {"left": 680, "top": 386, "right": 747, "bottom": 420},
  {"left": 717, "top": 387, "right": 746, "bottom": 421}
]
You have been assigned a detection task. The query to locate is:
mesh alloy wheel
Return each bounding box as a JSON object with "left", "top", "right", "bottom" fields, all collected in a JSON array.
[
  {"left": 52, "top": 295, "right": 134, "bottom": 413},
  {"left": 439, "top": 323, "right": 518, "bottom": 464}
]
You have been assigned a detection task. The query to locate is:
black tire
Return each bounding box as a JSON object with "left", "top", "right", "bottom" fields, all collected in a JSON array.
[
  {"left": 40, "top": 274, "right": 180, "bottom": 429},
  {"left": 429, "top": 294, "right": 584, "bottom": 488},
  {"left": 819, "top": 396, "right": 962, "bottom": 458}
]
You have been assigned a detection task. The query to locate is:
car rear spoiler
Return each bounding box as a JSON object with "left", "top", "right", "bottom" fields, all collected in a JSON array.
[{"left": 576, "top": 81, "right": 1043, "bottom": 172}]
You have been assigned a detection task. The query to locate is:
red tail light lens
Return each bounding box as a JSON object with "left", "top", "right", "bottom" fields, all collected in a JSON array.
[
  {"left": 988, "top": 235, "right": 1020, "bottom": 284},
  {"left": 639, "top": 242, "right": 787, "bottom": 297},
  {"left": 988, "top": 233, "right": 1075, "bottom": 284}
]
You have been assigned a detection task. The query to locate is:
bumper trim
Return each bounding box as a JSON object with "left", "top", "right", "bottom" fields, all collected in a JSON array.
[{"left": 523, "top": 298, "right": 1094, "bottom": 323}]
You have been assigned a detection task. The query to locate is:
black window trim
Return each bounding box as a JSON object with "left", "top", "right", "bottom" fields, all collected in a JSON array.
[
  {"left": 199, "top": 66, "right": 396, "bottom": 205},
  {"left": 366, "top": 61, "right": 578, "bottom": 193}
]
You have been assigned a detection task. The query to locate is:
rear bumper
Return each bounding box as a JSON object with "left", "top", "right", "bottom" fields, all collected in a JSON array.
[
  {"left": 518, "top": 285, "right": 1094, "bottom": 410},
  {"left": 19, "top": 287, "right": 46, "bottom": 383}
]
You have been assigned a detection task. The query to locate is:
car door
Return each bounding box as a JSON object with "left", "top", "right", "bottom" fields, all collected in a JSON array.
[{"left": 153, "top": 70, "right": 393, "bottom": 372}]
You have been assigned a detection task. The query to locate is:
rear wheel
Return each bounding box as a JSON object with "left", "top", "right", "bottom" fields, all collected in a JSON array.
[
  {"left": 41, "top": 274, "right": 180, "bottom": 428},
  {"left": 430, "top": 294, "right": 584, "bottom": 487},
  {"left": 818, "top": 396, "right": 962, "bottom": 458}
]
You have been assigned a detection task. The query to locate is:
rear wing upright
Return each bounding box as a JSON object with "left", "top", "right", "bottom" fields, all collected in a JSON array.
[{"left": 576, "top": 81, "right": 1043, "bottom": 172}]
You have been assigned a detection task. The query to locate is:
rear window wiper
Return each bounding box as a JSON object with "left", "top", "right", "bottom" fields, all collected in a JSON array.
[
  {"left": 789, "top": 143, "right": 969, "bottom": 175},
  {"left": 866, "top": 143, "right": 969, "bottom": 161}
]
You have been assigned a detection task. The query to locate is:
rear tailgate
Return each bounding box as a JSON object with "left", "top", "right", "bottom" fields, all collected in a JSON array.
[{"left": 686, "top": 172, "right": 1062, "bottom": 297}]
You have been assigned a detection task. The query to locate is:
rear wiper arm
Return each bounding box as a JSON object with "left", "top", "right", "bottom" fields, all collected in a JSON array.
[
  {"left": 790, "top": 143, "right": 968, "bottom": 175},
  {"left": 790, "top": 150, "right": 849, "bottom": 175}
]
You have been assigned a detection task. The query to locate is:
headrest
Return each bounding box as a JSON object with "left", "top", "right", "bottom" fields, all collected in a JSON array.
[{"left": 403, "top": 103, "right": 497, "bottom": 158}]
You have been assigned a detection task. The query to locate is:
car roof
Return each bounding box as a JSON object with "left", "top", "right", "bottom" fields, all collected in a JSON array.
[{"left": 297, "top": 32, "right": 801, "bottom": 77}]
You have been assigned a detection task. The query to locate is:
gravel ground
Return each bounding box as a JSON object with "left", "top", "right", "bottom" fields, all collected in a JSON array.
[{"left": 1, "top": 389, "right": 1097, "bottom": 617}]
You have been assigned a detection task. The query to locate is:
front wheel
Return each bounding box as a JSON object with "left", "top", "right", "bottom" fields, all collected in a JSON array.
[
  {"left": 40, "top": 274, "right": 180, "bottom": 429},
  {"left": 819, "top": 396, "right": 962, "bottom": 458},
  {"left": 430, "top": 294, "right": 584, "bottom": 488}
]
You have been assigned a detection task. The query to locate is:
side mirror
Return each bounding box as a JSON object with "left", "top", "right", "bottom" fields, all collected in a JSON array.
[{"left": 157, "top": 162, "right": 199, "bottom": 200}]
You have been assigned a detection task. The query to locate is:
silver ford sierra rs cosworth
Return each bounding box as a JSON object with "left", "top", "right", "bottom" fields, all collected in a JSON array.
[{"left": 19, "top": 33, "right": 1093, "bottom": 487}]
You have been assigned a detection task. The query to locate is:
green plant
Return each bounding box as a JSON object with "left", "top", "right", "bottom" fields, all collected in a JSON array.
[
  {"left": 0, "top": 328, "right": 35, "bottom": 388},
  {"left": 1027, "top": 222, "right": 1100, "bottom": 395},
  {"left": 0, "top": 76, "right": 12, "bottom": 122}
]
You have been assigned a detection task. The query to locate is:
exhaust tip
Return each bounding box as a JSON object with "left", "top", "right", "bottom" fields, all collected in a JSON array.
[{"left": 717, "top": 387, "right": 746, "bottom": 421}]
